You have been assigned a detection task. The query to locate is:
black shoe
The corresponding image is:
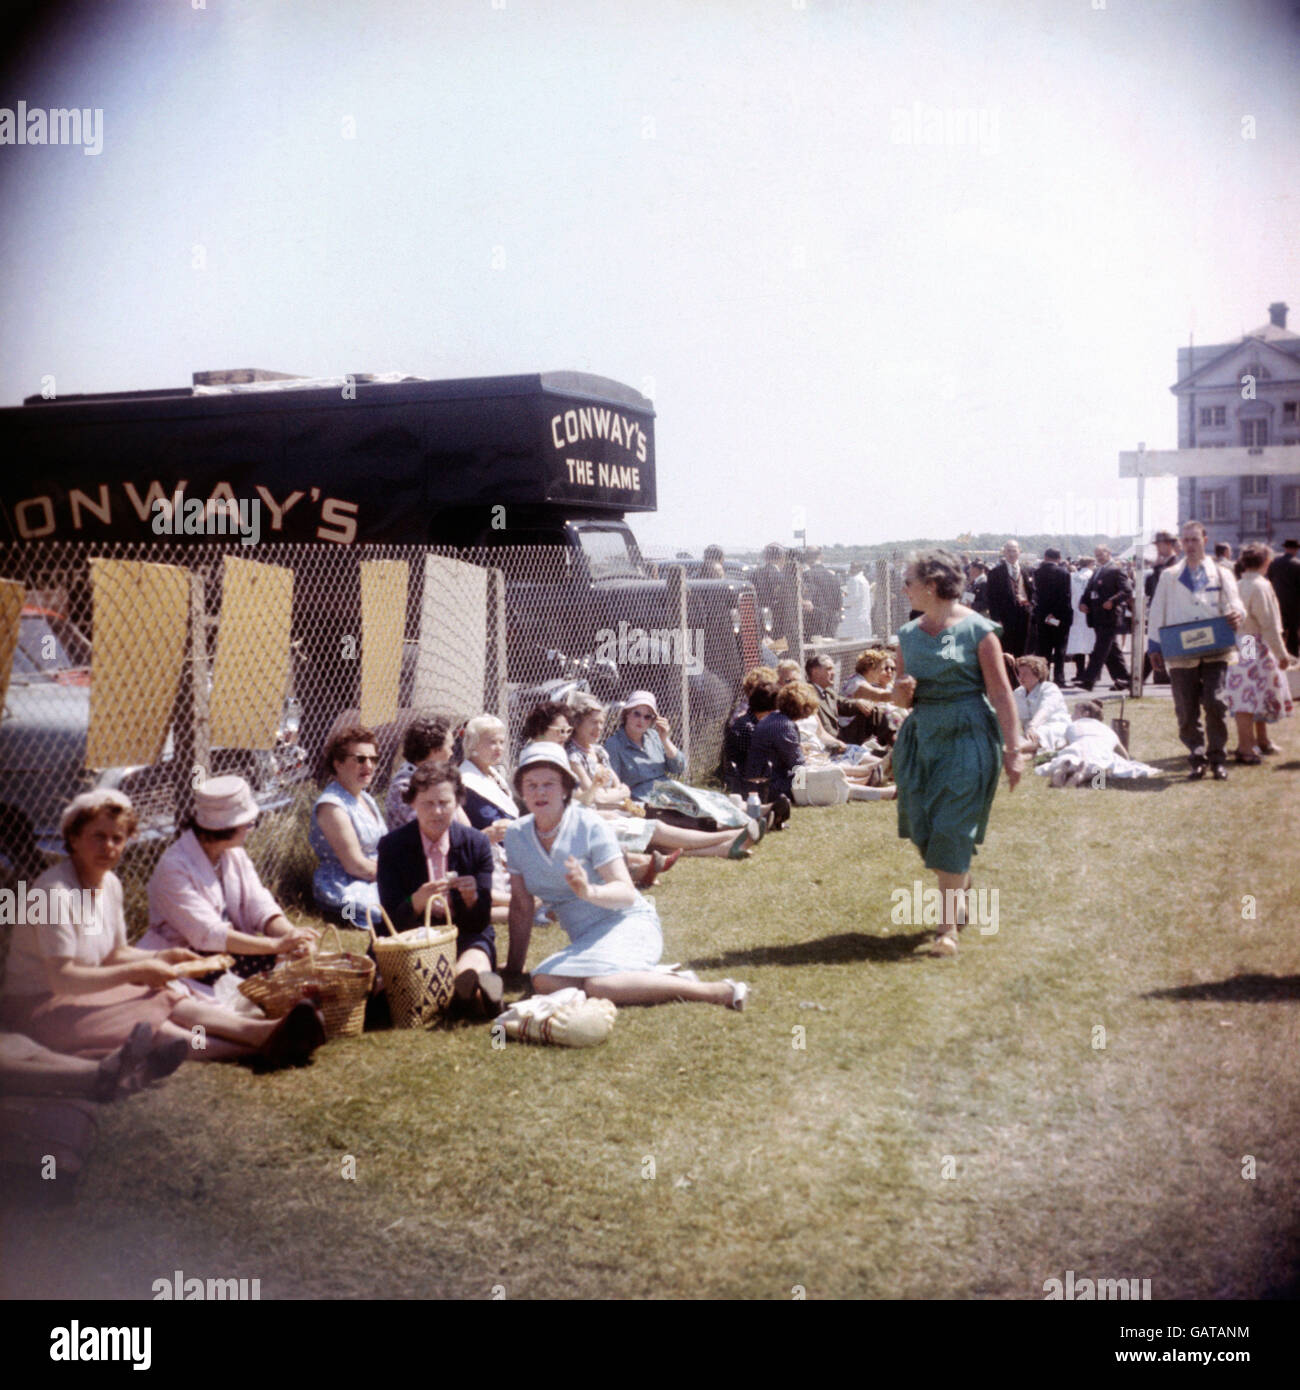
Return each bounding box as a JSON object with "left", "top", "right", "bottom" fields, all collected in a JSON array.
[
  {"left": 477, "top": 970, "right": 505, "bottom": 1019},
  {"left": 1211, "top": 764, "right": 1228, "bottom": 781},
  {"left": 770, "top": 793, "right": 792, "bottom": 832},
  {"left": 1188, "top": 763, "right": 1207, "bottom": 781},
  {"left": 1078, "top": 682, "right": 1094, "bottom": 692}
]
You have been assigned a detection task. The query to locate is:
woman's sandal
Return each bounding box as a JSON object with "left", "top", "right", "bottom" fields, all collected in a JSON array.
[
  {"left": 1258, "top": 741, "right": 1281, "bottom": 755},
  {"left": 728, "top": 828, "right": 754, "bottom": 858},
  {"left": 926, "top": 930, "right": 959, "bottom": 958},
  {"left": 1234, "top": 750, "right": 1262, "bottom": 765}
]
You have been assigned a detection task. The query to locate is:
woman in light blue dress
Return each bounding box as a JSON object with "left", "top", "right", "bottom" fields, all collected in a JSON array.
[
  {"left": 893, "top": 550, "right": 1023, "bottom": 957},
  {"left": 309, "top": 724, "right": 387, "bottom": 924},
  {"left": 503, "top": 743, "right": 748, "bottom": 1009}
]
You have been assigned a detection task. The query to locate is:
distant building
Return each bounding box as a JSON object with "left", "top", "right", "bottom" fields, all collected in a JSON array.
[{"left": 1169, "top": 302, "right": 1300, "bottom": 548}]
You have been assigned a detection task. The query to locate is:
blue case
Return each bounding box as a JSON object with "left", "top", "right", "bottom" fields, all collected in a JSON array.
[{"left": 1158, "top": 616, "right": 1238, "bottom": 660}]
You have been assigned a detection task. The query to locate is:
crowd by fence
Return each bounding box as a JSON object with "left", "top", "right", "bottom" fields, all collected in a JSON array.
[{"left": 1, "top": 538, "right": 919, "bottom": 913}]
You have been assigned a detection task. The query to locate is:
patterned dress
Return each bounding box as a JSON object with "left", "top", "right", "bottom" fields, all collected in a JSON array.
[
  {"left": 503, "top": 806, "right": 663, "bottom": 977},
  {"left": 309, "top": 781, "right": 387, "bottom": 922},
  {"left": 894, "top": 613, "right": 1004, "bottom": 874}
]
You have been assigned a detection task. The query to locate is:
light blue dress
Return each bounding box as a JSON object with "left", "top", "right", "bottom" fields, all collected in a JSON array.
[
  {"left": 604, "top": 727, "right": 685, "bottom": 801},
  {"left": 310, "top": 781, "right": 387, "bottom": 921},
  {"left": 504, "top": 805, "right": 663, "bottom": 977}
]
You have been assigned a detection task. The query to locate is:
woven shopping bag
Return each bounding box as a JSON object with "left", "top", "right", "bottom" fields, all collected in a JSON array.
[
  {"left": 238, "top": 924, "right": 374, "bottom": 1040},
  {"left": 371, "top": 896, "right": 458, "bottom": 1028}
]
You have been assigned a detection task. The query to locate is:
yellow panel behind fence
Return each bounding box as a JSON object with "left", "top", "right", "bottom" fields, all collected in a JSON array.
[
  {"left": 359, "top": 559, "right": 407, "bottom": 729},
  {"left": 415, "top": 555, "right": 487, "bottom": 718},
  {"left": 0, "top": 579, "right": 24, "bottom": 713},
  {"left": 86, "top": 559, "right": 191, "bottom": 768},
  {"left": 210, "top": 556, "right": 294, "bottom": 751}
]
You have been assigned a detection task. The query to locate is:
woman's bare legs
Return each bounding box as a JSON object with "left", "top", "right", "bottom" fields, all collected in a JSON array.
[
  {"left": 646, "top": 823, "right": 751, "bottom": 857},
  {"left": 533, "top": 970, "right": 736, "bottom": 1006},
  {"left": 162, "top": 999, "right": 278, "bottom": 1061},
  {"left": 1233, "top": 711, "right": 1257, "bottom": 755}
]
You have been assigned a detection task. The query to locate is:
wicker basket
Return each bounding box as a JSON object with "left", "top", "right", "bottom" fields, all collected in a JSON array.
[
  {"left": 371, "top": 897, "right": 458, "bottom": 1029},
  {"left": 238, "top": 924, "right": 375, "bottom": 1040}
]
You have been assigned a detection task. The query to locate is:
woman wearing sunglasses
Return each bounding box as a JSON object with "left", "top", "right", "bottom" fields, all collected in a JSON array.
[{"left": 309, "top": 724, "right": 388, "bottom": 925}]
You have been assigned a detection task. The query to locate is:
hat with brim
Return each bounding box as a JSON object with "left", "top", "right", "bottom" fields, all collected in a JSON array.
[
  {"left": 60, "top": 789, "right": 134, "bottom": 838},
  {"left": 1154, "top": 530, "right": 1179, "bottom": 544},
  {"left": 193, "top": 775, "right": 259, "bottom": 831},
  {"left": 512, "top": 741, "right": 578, "bottom": 798},
  {"left": 622, "top": 689, "right": 660, "bottom": 719}
]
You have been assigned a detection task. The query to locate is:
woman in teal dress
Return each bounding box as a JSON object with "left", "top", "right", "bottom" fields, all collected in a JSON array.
[{"left": 893, "top": 549, "right": 1023, "bottom": 956}]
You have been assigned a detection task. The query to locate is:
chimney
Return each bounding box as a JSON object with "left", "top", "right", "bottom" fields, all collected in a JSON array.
[{"left": 1268, "top": 301, "right": 1288, "bottom": 330}]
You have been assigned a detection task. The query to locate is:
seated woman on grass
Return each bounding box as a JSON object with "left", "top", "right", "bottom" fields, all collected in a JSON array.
[
  {"left": 839, "top": 648, "right": 906, "bottom": 748},
  {"left": 310, "top": 724, "right": 388, "bottom": 927},
  {"left": 142, "top": 775, "right": 318, "bottom": 1004},
  {"left": 386, "top": 714, "right": 456, "bottom": 829},
  {"left": 781, "top": 681, "right": 896, "bottom": 800},
  {"left": 504, "top": 743, "right": 749, "bottom": 1010},
  {"left": 0, "top": 791, "right": 325, "bottom": 1071},
  {"left": 566, "top": 692, "right": 771, "bottom": 860},
  {"left": 377, "top": 764, "right": 501, "bottom": 1019},
  {"left": 1012, "top": 655, "right": 1071, "bottom": 755},
  {"left": 459, "top": 714, "right": 521, "bottom": 920}
]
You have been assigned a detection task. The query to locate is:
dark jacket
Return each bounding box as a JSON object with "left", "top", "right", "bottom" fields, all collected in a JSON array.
[
  {"left": 743, "top": 711, "right": 805, "bottom": 798},
  {"left": 1032, "top": 560, "right": 1073, "bottom": 627},
  {"left": 1145, "top": 553, "right": 1179, "bottom": 602},
  {"left": 804, "top": 564, "right": 842, "bottom": 638},
  {"left": 1080, "top": 561, "right": 1133, "bottom": 629},
  {"left": 1267, "top": 551, "right": 1300, "bottom": 620},
  {"left": 986, "top": 560, "right": 1034, "bottom": 628},
  {"left": 377, "top": 818, "right": 494, "bottom": 946}
]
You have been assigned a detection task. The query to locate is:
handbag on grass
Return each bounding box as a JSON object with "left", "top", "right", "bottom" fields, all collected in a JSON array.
[{"left": 643, "top": 779, "right": 748, "bottom": 831}]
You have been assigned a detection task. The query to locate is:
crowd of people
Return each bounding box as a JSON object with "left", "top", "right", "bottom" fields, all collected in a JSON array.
[{"left": 3, "top": 531, "right": 1294, "bottom": 1123}]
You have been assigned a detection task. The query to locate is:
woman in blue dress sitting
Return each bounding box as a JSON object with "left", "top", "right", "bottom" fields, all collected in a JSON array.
[
  {"left": 603, "top": 690, "right": 685, "bottom": 801},
  {"left": 309, "top": 724, "right": 388, "bottom": 925},
  {"left": 504, "top": 743, "right": 748, "bottom": 1009},
  {"left": 893, "top": 550, "right": 1023, "bottom": 957}
]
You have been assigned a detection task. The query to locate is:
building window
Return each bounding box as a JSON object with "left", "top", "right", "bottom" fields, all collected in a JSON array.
[
  {"left": 1241, "top": 419, "right": 1268, "bottom": 448},
  {"left": 1199, "top": 405, "right": 1227, "bottom": 428},
  {"left": 1283, "top": 486, "right": 1300, "bottom": 520},
  {"left": 1214, "top": 406, "right": 1226, "bottom": 426},
  {"left": 1202, "top": 489, "right": 1229, "bottom": 521},
  {"left": 1242, "top": 507, "right": 1269, "bottom": 535},
  {"left": 1243, "top": 474, "right": 1269, "bottom": 497},
  {"left": 1285, "top": 402, "right": 1298, "bottom": 424}
]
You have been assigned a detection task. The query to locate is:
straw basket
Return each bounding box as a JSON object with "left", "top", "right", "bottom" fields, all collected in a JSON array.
[
  {"left": 371, "top": 897, "right": 458, "bottom": 1028},
  {"left": 238, "top": 924, "right": 375, "bottom": 1039}
]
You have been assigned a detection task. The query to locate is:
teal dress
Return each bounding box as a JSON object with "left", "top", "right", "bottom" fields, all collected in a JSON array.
[{"left": 894, "top": 613, "right": 1004, "bottom": 874}]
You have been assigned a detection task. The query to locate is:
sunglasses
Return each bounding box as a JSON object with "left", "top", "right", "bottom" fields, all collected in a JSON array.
[{"left": 348, "top": 753, "right": 379, "bottom": 765}]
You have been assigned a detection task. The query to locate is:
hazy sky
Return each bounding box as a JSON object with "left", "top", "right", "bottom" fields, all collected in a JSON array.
[{"left": 2, "top": 0, "right": 1297, "bottom": 551}]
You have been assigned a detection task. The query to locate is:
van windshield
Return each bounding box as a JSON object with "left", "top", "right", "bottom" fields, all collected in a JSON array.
[{"left": 577, "top": 526, "right": 645, "bottom": 581}]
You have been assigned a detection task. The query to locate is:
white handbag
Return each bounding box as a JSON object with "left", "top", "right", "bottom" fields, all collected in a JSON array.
[{"left": 790, "top": 764, "right": 850, "bottom": 806}]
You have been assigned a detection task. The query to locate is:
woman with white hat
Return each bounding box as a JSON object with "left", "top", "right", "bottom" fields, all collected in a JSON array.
[
  {"left": 603, "top": 690, "right": 686, "bottom": 802},
  {"left": 1, "top": 789, "right": 324, "bottom": 1070},
  {"left": 503, "top": 743, "right": 748, "bottom": 1009},
  {"left": 142, "top": 775, "right": 318, "bottom": 1000}
]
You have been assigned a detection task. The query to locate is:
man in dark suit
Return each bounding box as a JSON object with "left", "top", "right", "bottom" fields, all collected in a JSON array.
[
  {"left": 1078, "top": 543, "right": 1133, "bottom": 690},
  {"left": 986, "top": 539, "right": 1034, "bottom": 656},
  {"left": 802, "top": 548, "right": 843, "bottom": 640},
  {"left": 1141, "top": 530, "right": 1181, "bottom": 685},
  {"left": 752, "top": 542, "right": 799, "bottom": 654},
  {"left": 377, "top": 762, "right": 501, "bottom": 1016},
  {"left": 1267, "top": 538, "right": 1300, "bottom": 657},
  {"left": 1031, "top": 547, "right": 1073, "bottom": 685}
]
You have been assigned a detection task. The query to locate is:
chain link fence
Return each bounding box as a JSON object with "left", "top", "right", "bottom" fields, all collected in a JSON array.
[{"left": 2, "top": 537, "right": 794, "bottom": 918}]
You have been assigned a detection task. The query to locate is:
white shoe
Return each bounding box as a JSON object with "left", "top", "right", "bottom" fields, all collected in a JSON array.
[{"left": 724, "top": 979, "right": 749, "bottom": 1011}]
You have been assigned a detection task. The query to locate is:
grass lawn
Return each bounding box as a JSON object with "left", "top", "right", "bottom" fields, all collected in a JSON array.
[{"left": 4, "top": 695, "right": 1299, "bottom": 1300}]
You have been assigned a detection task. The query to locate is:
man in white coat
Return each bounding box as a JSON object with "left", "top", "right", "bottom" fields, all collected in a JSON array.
[
  {"left": 1149, "top": 521, "right": 1245, "bottom": 780},
  {"left": 838, "top": 561, "right": 872, "bottom": 641}
]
